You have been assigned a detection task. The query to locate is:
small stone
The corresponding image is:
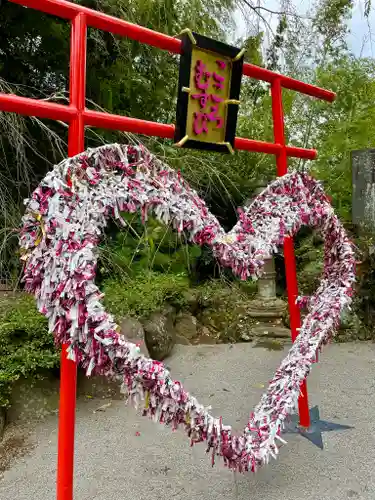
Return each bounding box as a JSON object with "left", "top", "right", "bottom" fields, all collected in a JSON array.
[
  {"left": 120, "top": 316, "right": 143, "bottom": 338},
  {"left": 240, "top": 333, "right": 252, "bottom": 342},
  {"left": 142, "top": 313, "right": 176, "bottom": 361}
]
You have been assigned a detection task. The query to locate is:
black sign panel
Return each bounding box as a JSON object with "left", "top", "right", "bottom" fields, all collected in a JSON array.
[{"left": 174, "top": 31, "right": 244, "bottom": 154}]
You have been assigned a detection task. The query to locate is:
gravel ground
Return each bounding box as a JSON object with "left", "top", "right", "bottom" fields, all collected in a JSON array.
[{"left": 0, "top": 342, "right": 374, "bottom": 500}]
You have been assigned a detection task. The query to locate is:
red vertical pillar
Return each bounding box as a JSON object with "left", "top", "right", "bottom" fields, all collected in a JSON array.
[
  {"left": 271, "top": 78, "right": 310, "bottom": 428},
  {"left": 57, "top": 12, "right": 87, "bottom": 500}
]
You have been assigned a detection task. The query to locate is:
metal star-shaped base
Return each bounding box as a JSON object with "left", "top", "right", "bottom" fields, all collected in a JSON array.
[{"left": 283, "top": 406, "right": 353, "bottom": 449}]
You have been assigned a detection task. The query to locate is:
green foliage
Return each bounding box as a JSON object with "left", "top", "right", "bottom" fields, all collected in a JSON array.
[
  {"left": 103, "top": 271, "right": 190, "bottom": 318},
  {"left": 310, "top": 56, "right": 375, "bottom": 220},
  {"left": 0, "top": 294, "right": 58, "bottom": 408},
  {"left": 313, "top": 0, "right": 353, "bottom": 51},
  {"left": 194, "top": 278, "right": 256, "bottom": 308},
  {"left": 99, "top": 212, "right": 202, "bottom": 279}
]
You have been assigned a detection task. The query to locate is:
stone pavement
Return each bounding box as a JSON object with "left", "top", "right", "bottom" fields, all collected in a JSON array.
[{"left": 1, "top": 342, "right": 374, "bottom": 500}]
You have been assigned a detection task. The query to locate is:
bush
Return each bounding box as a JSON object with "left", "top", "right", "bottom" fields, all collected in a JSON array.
[
  {"left": 103, "top": 271, "right": 190, "bottom": 319},
  {"left": 0, "top": 294, "right": 58, "bottom": 408},
  {"left": 98, "top": 213, "right": 202, "bottom": 282}
]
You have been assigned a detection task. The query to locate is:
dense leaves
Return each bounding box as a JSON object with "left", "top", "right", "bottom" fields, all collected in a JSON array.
[
  {"left": 0, "top": 294, "right": 58, "bottom": 408},
  {"left": 103, "top": 271, "right": 190, "bottom": 318}
]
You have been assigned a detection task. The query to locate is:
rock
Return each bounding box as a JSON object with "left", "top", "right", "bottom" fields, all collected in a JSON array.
[
  {"left": 162, "top": 304, "right": 177, "bottom": 323},
  {"left": 7, "top": 374, "right": 60, "bottom": 424},
  {"left": 175, "top": 334, "right": 191, "bottom": 345},
  {"left": 120, "top": 316, "right": 143, "bottom": 340},
  {"left": 182, "top": 290, "right": 198, "bottom": 313},
  {"left": 142, "top": 313, "right": 176, "bottom": 361},
  {"left": 194, "top": 327, "right": 217, "bottom": 345},
  {"left": 198, "top": 303, "right": 257, "bottom": 343},
  {"left": 120, "top": 316, "right": 149, "bottom": 356},
  {"left": 175, "top": 312, "right": 197, "bottom": 340},
  {"left": 77, "top": 371, "right": 122, "bottom": 400}
]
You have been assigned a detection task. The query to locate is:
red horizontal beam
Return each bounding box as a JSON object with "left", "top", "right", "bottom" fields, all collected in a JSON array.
[
  {"left": 10, "top": 0, "right": 335, "bottom": 102},
  {"left": 0, "top": 93, "right": 316, "bottom": 159},
  {"left": 241, "top": 65, "right": 335, "bottom": 102},
  {"left": 84, "top": 109, "right": 175, "bottom": 139},
  {"left": 81, "top": 109, "right": 317, "bottom": 160},
  {"left": 0, "top": 93, "right": 76, "bottom": 121},
  {"left": 285, "top": 145, "right": 316, "bottom": 160},
  {"left": 85, "top": 109, "right": 316, "bottom": 158},
  {"left": 235, "top": 137, "right": 316, "bottom": 160}
]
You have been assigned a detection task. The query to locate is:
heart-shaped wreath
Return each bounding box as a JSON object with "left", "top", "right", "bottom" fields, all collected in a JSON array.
[{"left": 19, "top": 144, "right": 355, "bottom": 473}]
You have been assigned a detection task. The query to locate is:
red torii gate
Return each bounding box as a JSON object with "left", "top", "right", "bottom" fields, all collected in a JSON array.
[{"left": 0, "top": 1, "right": 336, "bottom": 498}]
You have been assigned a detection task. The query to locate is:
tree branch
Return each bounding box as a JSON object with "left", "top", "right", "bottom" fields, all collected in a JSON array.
[
  {"left": 238, "top": 0, "right": 313, "bottom": 20},
  {"left": 238, "top": 0, "right": 275, "bottom": 36}
]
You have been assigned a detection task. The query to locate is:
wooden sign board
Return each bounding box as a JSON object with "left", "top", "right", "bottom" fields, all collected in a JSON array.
[{"left": 174, "top": 31, "right": 244, "bottom": 154}]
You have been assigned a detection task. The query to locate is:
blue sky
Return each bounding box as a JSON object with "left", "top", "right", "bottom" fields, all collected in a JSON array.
[
  {"left": 234, "top": 0, "right": 375, "bottom": 58},
  {"left": 350, "top": 0, "right": 375, "bottom": 57}
]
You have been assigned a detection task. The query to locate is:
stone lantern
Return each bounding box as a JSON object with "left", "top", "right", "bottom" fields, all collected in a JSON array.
[{"left": 246, "top": 181, "right": 290, "bottom": 338}]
